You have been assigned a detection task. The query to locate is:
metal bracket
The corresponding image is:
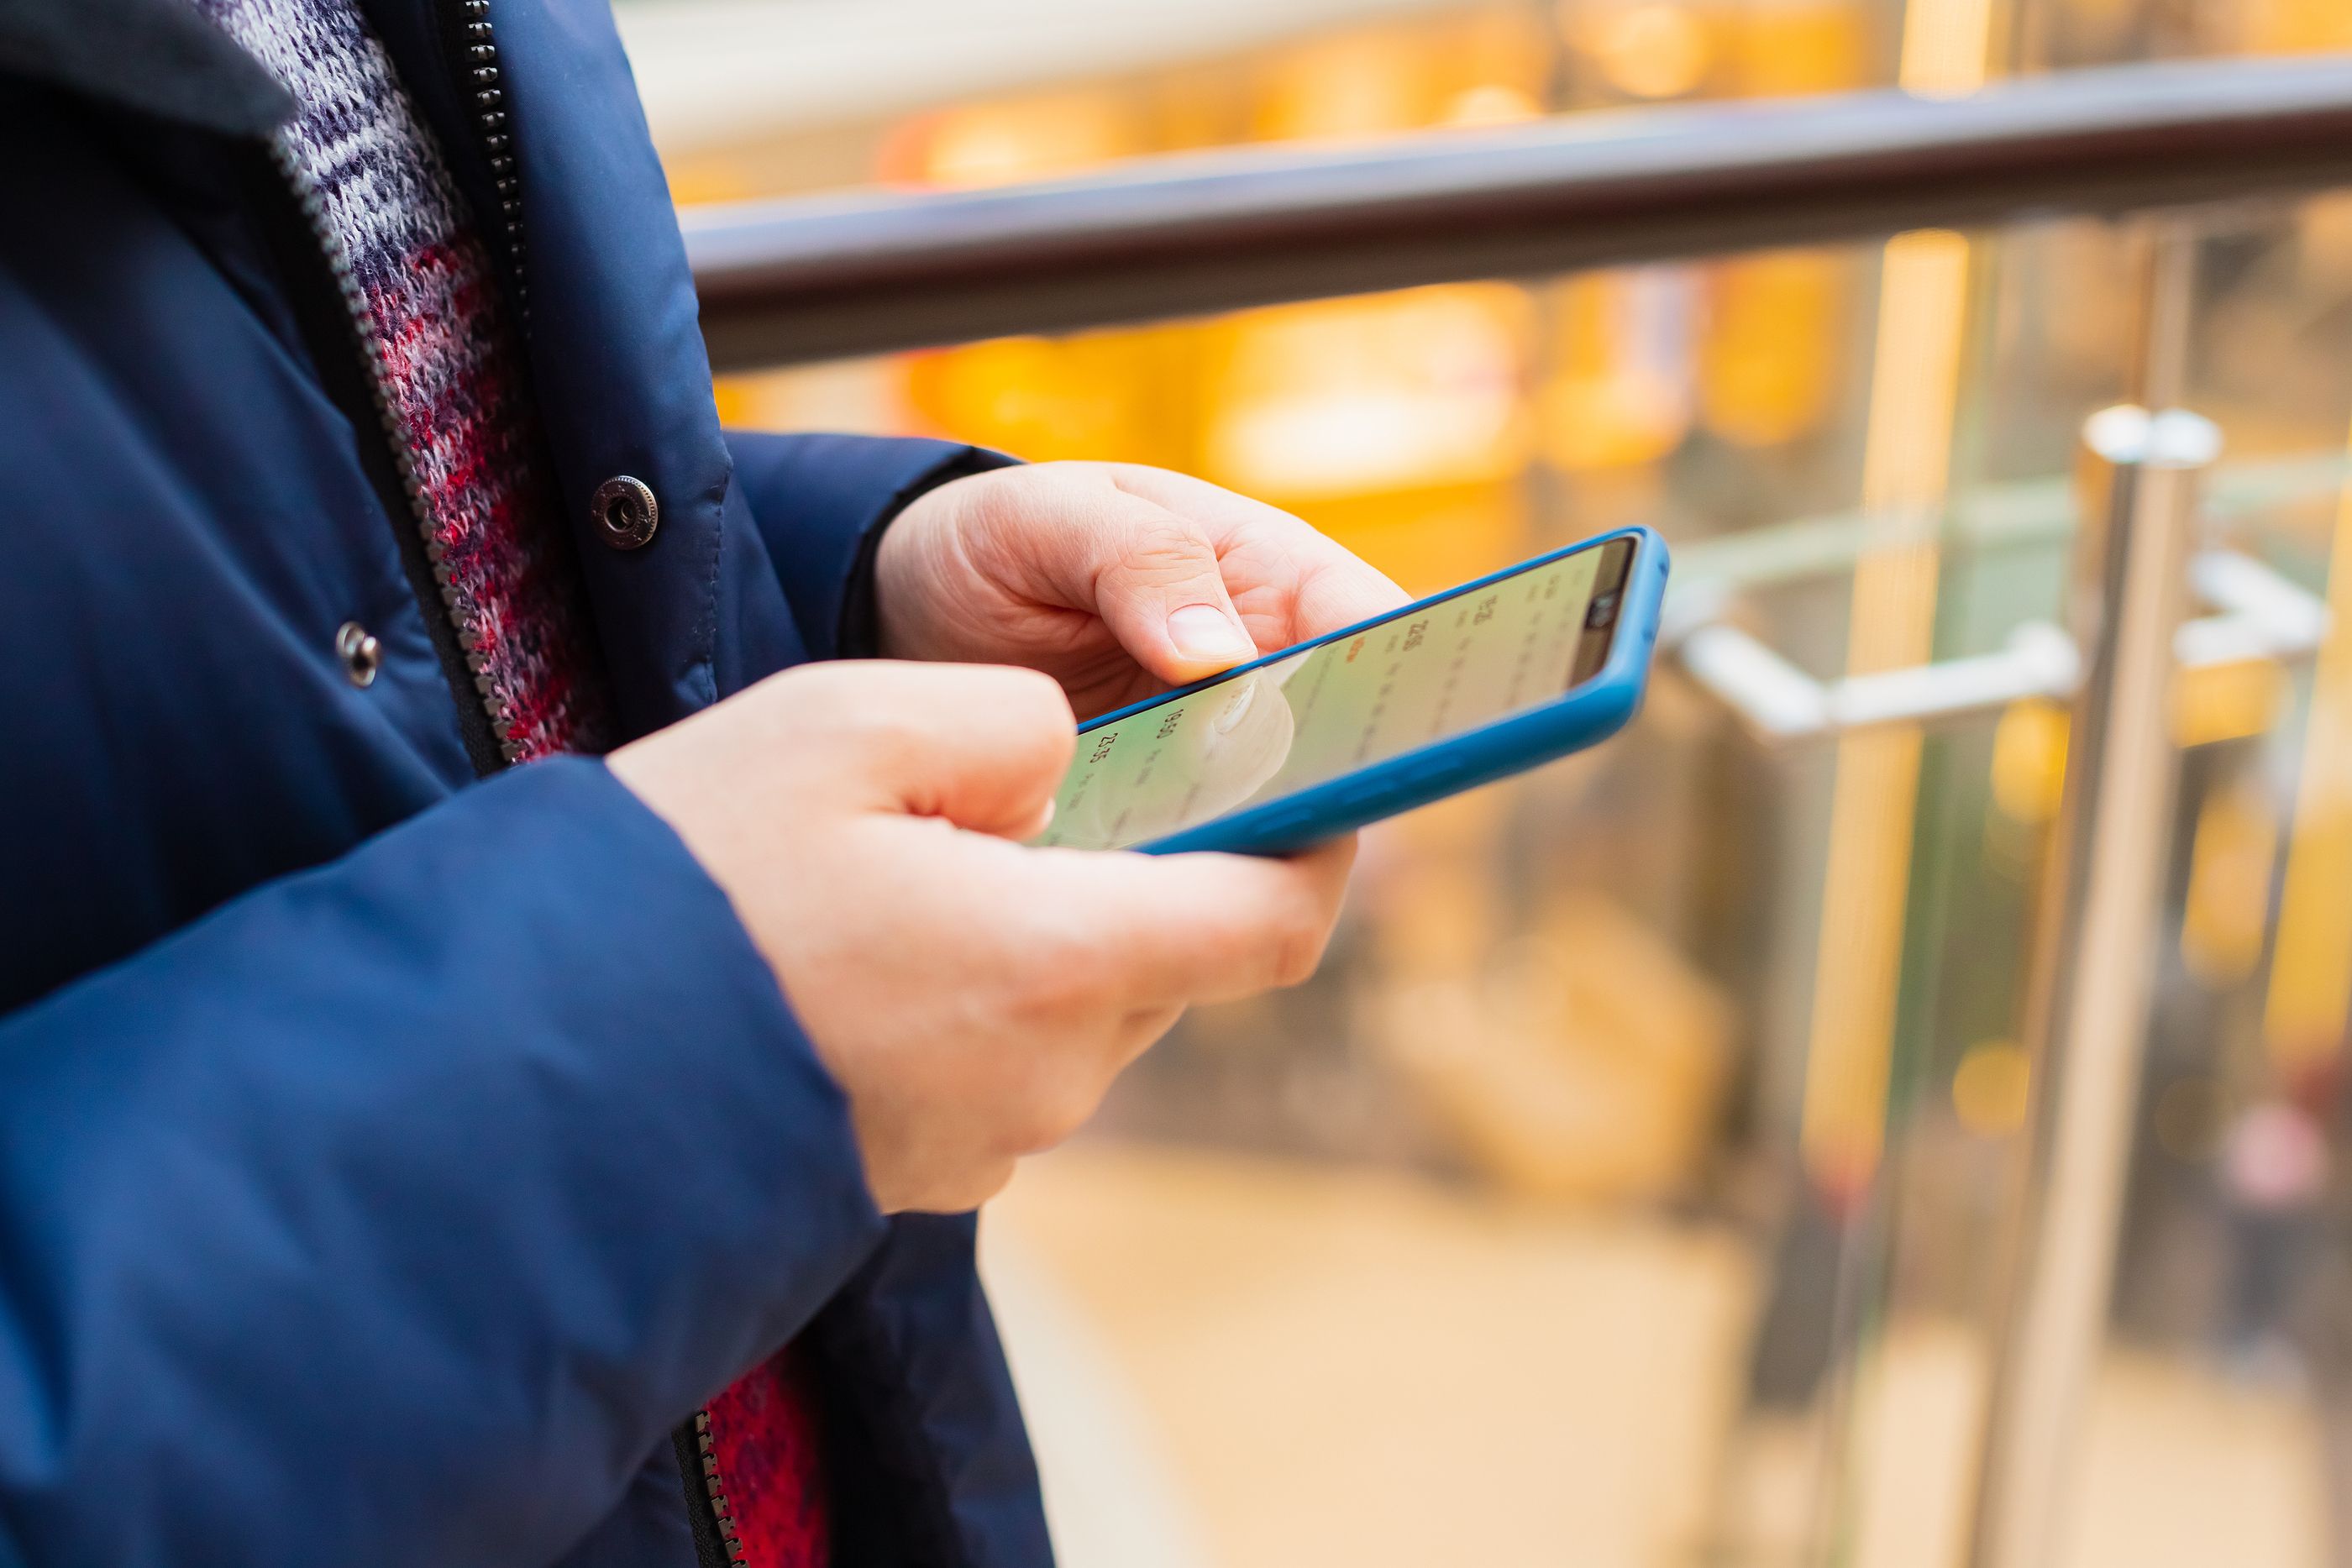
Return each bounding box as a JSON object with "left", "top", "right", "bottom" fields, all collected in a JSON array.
[{"left": 1666, "top": 548, "right": 2329, "bottom": 745}]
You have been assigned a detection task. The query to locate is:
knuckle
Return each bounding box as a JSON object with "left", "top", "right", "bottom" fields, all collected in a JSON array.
[
  {"left": 1037, "top": 1073, "right": 1106, "bottom": 1150},
  {"left": 1007, "top": 940, "right": 1105, "bottom": 1029},
  {"left": 931, "top": 663, "right": 1069, "bottom": 746},
  {"left": 968, "top": 1159, "right": 1020, "bottom": 1208},
  {"left": 1106, "top": 520, "right": 1219, "bottom": 585},
  {"left": 761, "top": 670, "right": 879, "bottom": 762},
  {"left": 1002, "top": 1100, "right": 1058, "bottom": 1156},
  {"left": 1005, "top": 1075, "right": 1093, "bottom": 1154},
  {"left": 841, "top": 702, "right": 931, "bottom": 772}
]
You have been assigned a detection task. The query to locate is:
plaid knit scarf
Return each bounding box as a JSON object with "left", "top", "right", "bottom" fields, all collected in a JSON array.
[
  {"left": 194, "top": 0, "right": 612, "bottom": 761},
  {"left": 190, "top": 1, "right": 826, "bottom": 1561}
]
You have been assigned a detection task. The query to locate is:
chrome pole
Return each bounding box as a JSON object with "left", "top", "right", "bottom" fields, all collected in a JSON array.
[{"left": 1965, "top": 233, "right": 2217, "bottom": 1568}]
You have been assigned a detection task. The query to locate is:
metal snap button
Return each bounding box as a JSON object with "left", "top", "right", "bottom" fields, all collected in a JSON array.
[
  {"left": 335, "top": 621, "right": 382, "bottom": 688},
  {"left": 592, "top": 475, "right": 659, "bottom": 549}
]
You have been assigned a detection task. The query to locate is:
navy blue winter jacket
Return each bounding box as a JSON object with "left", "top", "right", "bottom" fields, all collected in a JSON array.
[{"left": 0, "top": 1, "right": 1051, "bottom": 1563}]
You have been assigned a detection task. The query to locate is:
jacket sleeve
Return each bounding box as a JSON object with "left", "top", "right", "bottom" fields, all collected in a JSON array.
[
  {"left": 0, "top": 758, "right": 886, "bottom": 1568},
  {"left": 725, "top": 432, "right": 1017, "bottom": 662},
  {"left": 817, "top": 1214, "right": 1053, "bottom": 1568}
]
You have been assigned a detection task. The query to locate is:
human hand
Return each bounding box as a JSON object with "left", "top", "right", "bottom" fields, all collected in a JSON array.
[
  {"left": 605, "top": 660, "right": 1356, "bottom": 1214},
  {"left": 876, "top": 461, "right": 1409, "bottom": 716}
]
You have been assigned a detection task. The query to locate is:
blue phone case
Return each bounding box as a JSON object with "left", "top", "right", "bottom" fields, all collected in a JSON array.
[{"left": 1078, "top": 524, "right": 1671, "bottom": 857}]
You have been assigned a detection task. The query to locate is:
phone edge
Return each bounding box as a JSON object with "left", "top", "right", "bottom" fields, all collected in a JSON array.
[{"left": 1133, "top": 525, "right": 1671, "bottom": 857}]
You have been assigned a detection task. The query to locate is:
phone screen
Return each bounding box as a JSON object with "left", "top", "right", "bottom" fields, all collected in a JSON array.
[{"left": 1032, "top": 536, "right": 1635, "bottom": 851}]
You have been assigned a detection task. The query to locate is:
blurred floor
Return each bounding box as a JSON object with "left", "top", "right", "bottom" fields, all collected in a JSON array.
[
  {"left": 984, "top": 1141, "right": 2328, "bottom": 1568},
  {"left": 2064, "top": 1349, "right": 2324, "bottom": 1568},
  {"left": 984, "top": 1141, "right": 1757, "bottom": 1568}
]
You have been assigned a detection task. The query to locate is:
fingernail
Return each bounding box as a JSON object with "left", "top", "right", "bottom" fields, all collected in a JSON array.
[{"left": 1168, "top": 604, "right": 1254, "bottom": 663}]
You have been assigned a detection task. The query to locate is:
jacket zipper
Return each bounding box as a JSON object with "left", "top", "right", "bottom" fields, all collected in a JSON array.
[
  {"left": 278, "top": 16, "right": 734, "bottom": 1559},
  {"left": 687, "top": 1409, "right": 749, "bottom": 1565},
  {"left": 449, "top": 0, "right": 529, "bottom": 317},
  {"left": 263, "top": 140, "right": 519, "bottom": 769},
  {"left": 257, "top": 0, "right": 540, "bottom": 772}
]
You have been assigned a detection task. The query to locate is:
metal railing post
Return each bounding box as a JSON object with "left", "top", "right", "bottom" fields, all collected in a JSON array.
[{"left": 1965, "top": 239, "right": 2219, "bottom": 1568}]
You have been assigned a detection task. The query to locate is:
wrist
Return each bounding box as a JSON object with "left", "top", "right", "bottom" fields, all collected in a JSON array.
[
  {"left": 869, "top": 469, "right": 982, "bottom": 663},
  {"left": 866, "top": 462, "right": 1006, "bottom": 662}
]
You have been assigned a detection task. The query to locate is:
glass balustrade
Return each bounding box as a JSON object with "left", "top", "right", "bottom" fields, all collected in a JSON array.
[
  {"left": 690, "top": 193, "right": 2352, "bottom": 1568},
  {"left": 627, "top": 3, "right": 2352, "bottom": 1563}
]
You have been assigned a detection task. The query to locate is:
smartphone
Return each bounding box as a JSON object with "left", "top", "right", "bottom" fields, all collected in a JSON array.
[{"left": 1031, "top": 525, "right": 1668, "bottom": 856}]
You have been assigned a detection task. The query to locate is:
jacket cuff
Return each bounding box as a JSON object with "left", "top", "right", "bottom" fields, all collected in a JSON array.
[{"left": 725, "top": 431, "right": 1017, "bottom": 662}]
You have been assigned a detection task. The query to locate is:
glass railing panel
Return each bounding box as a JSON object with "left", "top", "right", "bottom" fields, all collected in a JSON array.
[
  {"left": 701, "top": 131, "right": 2352, "bottom": 1561},
  {"left": 2040, "top": 194, "right": 2352, "bottom": 1568}
]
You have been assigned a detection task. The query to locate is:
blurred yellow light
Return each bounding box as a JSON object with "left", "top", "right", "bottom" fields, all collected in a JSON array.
[
  {"left": 1200, "top": 286, "right": 1534, "bottom": 503},
  {"left": 2246, "top": 0, "right": 2352, "bottom": 53},
  {"left": 1699, "top": 252, "right": 1845, "bottom": 448},
  {"left": 1538, "top": 273, "right": 1697, "bottom": 472},
  {"left": 1253, "top": 30, "right": 1431, "bottom": 141},
  {"left": 1990, "top": 699, "right": 2070, "bottom": 826},
  {"left": 2265, "top": 416, "right": 2352, "bottom": 1072},
  {"left": 2173, "top": 656, "right": 2286, "bottom": 748},
  {"left": 1952, "top": 1041, "right": 2032, "bottom": 1138},
  {"left": 1452, "top": 5, "right": 1556, "bottom": 105},
  {"left": 1799, "top": 228, "right": 1974, "bottom": 1201},
  {"left": 1301, "top": 484, "right": 1529, "bottom": 600},
  {"left": 1442, "top": 83, "right": 1544, "bottom": 128},
  {"left": 1581, "top": 2, "right": 1713, "bottom": 101},
  {"left": 2181, "top": 775, "right": 2281, "bottom": 990},
  {"left": 717, "top": 359, "right": 911, "bottom": 438},
  {"left": 1539, "top": 368, "right": 1692, "bottom": 470},
  {"left": 1725, "top": 0, "right": 1867, "bottom": 96},
  {"left": 909, "top": 93, "right": 1140, "bottom": 189},
  {"left": 1898, "top": 0, "right": 1993, "bottom": 97},
  {"left": 711, "top": 376, "right": 754, "bottom": 429},
  {"left": 664, "top": 157, "right": 756, "bottom": 208},
  {"left": 2064, "top": 0, "right": 2139, "bottom": 28},
  {"left": 905, "top": 327, "right": 1189, "bottom": 468}
]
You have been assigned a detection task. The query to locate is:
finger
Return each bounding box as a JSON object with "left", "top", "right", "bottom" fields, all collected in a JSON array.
[
  {"left": 829, "top": 661, "right": 1075, "bottom": 838},
  {"left": 1091, "top": 497, "right": 1261, "bottom": 684},
  {"left": 1038, "top": 835, "right": 1358, "bottom": 1007},
  {"left": 1089, "top": 467, "right": 1410, "bottom": 648},
  {"left": 1221, "top": 526, "right": 1413, "bottom": 652},
  {"left": 1288, "top": 543, "right": 1414, "bottom": 645},
  {"left": 1016, "top": 480, "right": 1260, "bottom": 685}
]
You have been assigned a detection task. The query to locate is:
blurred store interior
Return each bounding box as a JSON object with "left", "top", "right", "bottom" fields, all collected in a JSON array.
[{"left": 622, "top": 1, "right": 2352, "bottom": 1563}]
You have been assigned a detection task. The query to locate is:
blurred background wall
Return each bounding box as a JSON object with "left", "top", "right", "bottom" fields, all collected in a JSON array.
[{"left": 622, "top": 3, "right": 2352, "bottom": 1563}]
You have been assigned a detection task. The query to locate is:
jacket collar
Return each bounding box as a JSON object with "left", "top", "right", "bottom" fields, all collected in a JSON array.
[
  {"left": 0, "top": 0, "right": 291, "bottom": 134},
  {"left": 7, "top": 0, "right": 743, "bottom": 741}
]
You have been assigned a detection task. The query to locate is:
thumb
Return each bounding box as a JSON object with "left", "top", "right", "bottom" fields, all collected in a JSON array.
[
  {"left": 841, "top": 661, "right": 1075, "bottom": 838},
  {"left": 1088, "top": 492, "right": 1259, "bottom": 684}
]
